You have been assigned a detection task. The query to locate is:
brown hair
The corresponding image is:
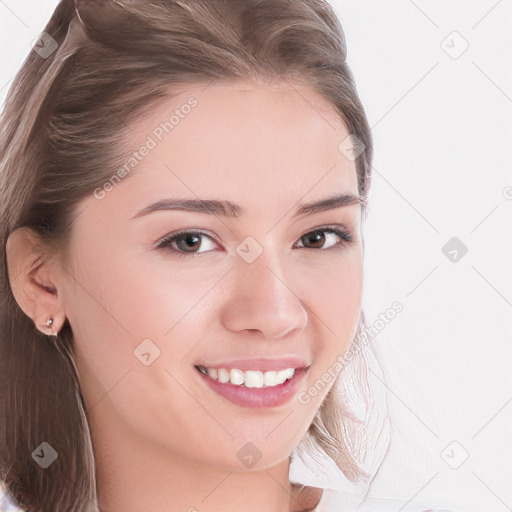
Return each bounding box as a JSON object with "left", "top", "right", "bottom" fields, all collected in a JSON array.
[{"left": 0, "top": 0, "right": 388, "bottom": 510}]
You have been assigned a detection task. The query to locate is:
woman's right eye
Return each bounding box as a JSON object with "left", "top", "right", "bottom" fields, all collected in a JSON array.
[{"left": 156, "top": 230, "right": 218, "bottom": 258}]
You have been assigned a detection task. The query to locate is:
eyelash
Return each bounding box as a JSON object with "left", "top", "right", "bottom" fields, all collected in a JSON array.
[{"left": 156, "top": 225, "right": 354, "bottom": 259}]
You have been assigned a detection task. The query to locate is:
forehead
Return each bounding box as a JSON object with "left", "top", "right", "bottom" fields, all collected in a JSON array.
[{"left": 75, "top": 80, "right": 361, "bottom": 232}]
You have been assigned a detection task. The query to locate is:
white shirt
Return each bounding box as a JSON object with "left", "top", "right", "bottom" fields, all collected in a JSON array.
[{"left": 289, "top": 440, "right": 465, "bottom": 512}]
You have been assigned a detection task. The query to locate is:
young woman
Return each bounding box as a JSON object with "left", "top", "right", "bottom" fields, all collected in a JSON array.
[{"left": 0, "top": 1, "right": 455, "bottom": 511}]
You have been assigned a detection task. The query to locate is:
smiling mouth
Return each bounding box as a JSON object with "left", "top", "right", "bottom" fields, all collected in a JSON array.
[
  {"left": 194, "top": 364, "right": 309, "bottom": 408},
  {"left": 194, "top": 364, "right": 309, "bottom": 388}
]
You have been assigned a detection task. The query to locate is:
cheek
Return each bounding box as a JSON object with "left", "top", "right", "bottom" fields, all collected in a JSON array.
[
  {"left": 304, "top": 255, "right": 363, "bottom": 383},
  {"left": 68, "top": 252, "right": 225, "bottom": 399},
  {"left": 322, "top": 263, "right": 363, "bottom": 335},
  {"left": 61, "top": 244, "right": 163, "bottom": 405},
  {"left": 64, "top": 250, "right": 214, "bottom": 444},
  {"left": 304, "top": 252, "right": 363, "bottom": 336}
]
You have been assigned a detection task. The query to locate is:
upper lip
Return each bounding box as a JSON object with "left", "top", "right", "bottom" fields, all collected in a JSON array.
[{"left": 196, "top": 356, "right": 310, "bottom": 372}]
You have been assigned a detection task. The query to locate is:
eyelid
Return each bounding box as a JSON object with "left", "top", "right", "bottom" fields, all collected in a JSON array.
[{"left": 156, "top": 227, "right": 218, "bottom": 244}]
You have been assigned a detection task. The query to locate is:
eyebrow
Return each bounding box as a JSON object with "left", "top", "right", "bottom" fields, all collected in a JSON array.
[{"left": 130, "top": 193, "right": 364, "bottom": 220}]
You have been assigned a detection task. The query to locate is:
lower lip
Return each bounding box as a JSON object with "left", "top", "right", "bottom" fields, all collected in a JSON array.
[{"left": 195, "top": 366, "right": 309, "bottom": 408}]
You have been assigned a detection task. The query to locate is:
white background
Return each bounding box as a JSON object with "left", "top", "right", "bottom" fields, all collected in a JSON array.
[{"left": 1, "top": 1, "right": 511, "bottom": 511}]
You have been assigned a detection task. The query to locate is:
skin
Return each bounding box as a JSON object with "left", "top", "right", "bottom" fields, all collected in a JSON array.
[{"left": 7, "top": 79, "right": 365, "bottom": 512}]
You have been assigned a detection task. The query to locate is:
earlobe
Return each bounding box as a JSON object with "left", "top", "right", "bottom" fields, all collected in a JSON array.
[{"left": 5, "top": 227, "right": 66, "bottom": 336}]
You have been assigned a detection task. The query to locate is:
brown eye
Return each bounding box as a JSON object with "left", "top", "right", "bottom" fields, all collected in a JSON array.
[
  {"left": 296, "top": 227, "right": 352, "bottom": 250},
  {"left": 301, "top": 231, "right": 326, "bottom": 249},
  {"left": 174, "top": 233, "right": 202, "bottom": 252},
  {"left": 157, "top": 230, "right": 217, "bottom": 257}
]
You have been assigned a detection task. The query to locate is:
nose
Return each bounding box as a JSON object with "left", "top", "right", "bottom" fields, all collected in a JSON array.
[{"left": 219, "top": 250, "right": 308, "bottom": 339}]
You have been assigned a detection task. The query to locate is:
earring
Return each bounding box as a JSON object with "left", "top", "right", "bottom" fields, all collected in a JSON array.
[{"left": 45, "top": 317, "right": 58, "bottom": 337}]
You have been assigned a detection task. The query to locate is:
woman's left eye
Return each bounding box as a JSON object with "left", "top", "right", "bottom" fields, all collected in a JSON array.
[
  {"left": 295, "top": 227, "right": 353, "bottom": 250},
  {"left": 156, "top": 226, "right": 353, "bottom": 258}
]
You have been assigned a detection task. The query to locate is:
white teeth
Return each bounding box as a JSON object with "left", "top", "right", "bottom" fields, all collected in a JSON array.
[
  {"left": 198, "top": 365, "right": 296, "bottom": 388},
  {"left": 229, "top": 368, "right": 244, "bottom": 385},
  {"left": 217, "top": 368, "right": 229, "bottom": 383},
  {"left": 245, "top": 370, "right": 264, "bottom": 388},
  {"left": 263, "top": 370, "right": 279, "bottom": 387}
]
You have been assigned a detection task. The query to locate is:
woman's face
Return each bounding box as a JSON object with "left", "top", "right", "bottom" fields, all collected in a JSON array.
[{"left": 58, "top": 80, "right": 364, "bottom": 471}]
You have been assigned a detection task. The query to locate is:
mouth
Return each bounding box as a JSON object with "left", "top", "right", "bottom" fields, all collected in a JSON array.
[
  {"left": 194, "top": 364, "right": 310, "bottom": 409},
  {"left": 194, "top": 364, "right": 306, "bottom": 387}
]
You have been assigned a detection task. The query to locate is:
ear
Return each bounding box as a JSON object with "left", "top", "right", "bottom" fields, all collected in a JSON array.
[{"left": 5, "top": 227, "right": 66, "bottom": 336}]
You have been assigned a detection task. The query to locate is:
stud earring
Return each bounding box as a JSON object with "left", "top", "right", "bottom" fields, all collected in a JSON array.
[{"left": 44, "top": 317, "right": 58, "bottom": 338}]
